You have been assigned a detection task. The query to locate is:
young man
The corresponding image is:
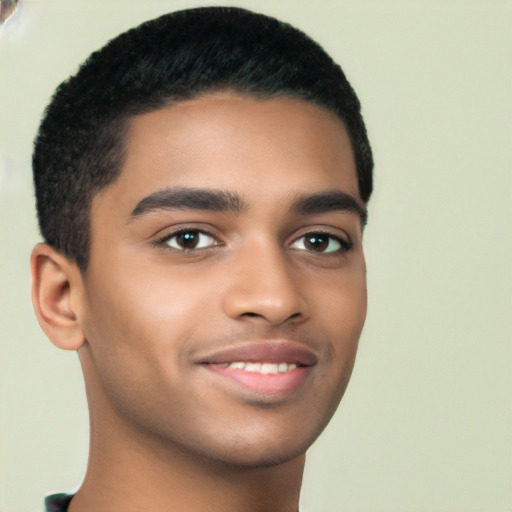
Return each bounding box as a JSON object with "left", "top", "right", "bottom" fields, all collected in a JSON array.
[{"left": 31, "top": 6, "right": 373, "bottom": 512}]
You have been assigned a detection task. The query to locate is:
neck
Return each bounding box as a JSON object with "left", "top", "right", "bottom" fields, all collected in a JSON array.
[{"left": 70, "top": 350, "right": 304, "bottom": 512}]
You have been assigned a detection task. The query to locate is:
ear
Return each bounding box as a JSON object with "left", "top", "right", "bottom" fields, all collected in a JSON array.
[{"left": 30, "top": 243, "right": 86, "bottom": 351}]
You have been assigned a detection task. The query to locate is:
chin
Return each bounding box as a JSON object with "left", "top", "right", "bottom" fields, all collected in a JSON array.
[
  {"left": 191, "top": 421, "right": 325, "bottom": 470},
  {"left": 208, "top": 442, "right": 309, "bottom": 469}
]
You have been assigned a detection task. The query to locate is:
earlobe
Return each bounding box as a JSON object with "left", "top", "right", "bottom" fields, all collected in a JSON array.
[{"left": 30, "top": 243, "right": 86, "bottom": 351}]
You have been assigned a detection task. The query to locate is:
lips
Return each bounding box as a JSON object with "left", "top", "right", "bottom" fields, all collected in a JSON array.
[
  {"left": 196, "top": 341, "right": 318, "bottom": 366},
  {"left": 196, "top": 342, "right": 317, "bottom": 397},
  {"left": 219, "top": 361, "right": 298, "bottom": 374}
]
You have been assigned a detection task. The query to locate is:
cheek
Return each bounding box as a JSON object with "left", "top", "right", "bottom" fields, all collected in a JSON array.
[
  {"left": 82, "top": 268, "right": 186, "bottom": 380},
  {"left": 80, "top": 270, "right": 199, "bottom": 429},
  {"left": 315, "top": 265, "right": 367, "bottom": 387},
  {"left": 318, "top": 262, "right": 367, "bottom": 335},
  {"left": 85, "top": 259, "right": 208, "bottom": 337},
  {"left": 81, "top": 260, "right": 224, "bottom": 402}
]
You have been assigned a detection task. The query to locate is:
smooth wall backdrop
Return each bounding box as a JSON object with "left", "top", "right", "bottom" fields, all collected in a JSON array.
[{"left": 1, "top": 1, "right": 510, "bottom": 511}]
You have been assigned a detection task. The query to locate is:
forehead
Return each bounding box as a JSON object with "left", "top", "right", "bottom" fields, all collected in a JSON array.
[{"left": 95, "top": 93, "right": 359, "bottom": 216}]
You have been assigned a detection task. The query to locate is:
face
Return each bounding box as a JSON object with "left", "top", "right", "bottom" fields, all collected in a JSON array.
[{"left": 80, "top": 93, "right": 367, "bottom": 467}]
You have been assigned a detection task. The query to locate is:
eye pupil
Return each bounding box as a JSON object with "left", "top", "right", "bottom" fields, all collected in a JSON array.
[
  {"left": 304, "top": 235, "right": 329, "bottom": 252},
  {"left": 177, "top": 231, "right": 199, "bottom": 249}
]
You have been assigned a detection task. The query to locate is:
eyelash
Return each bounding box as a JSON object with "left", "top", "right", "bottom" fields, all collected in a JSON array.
[
  {"left": 290, "top": 231, "right": 352, "bottom": 254},
  {"left": 153, "top": 228, "right": 352, "bottom": 255},
  {"left": 153, "top": 229, "right": 221, "bottom": 252}
]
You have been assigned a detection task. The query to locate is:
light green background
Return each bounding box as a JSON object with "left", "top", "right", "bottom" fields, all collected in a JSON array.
[{"left": 1, "top": 1, "right": 510, "bottom": 511}]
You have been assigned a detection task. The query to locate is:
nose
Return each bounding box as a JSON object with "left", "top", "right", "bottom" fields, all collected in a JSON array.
[{"left": 222, "top": 240, "right": 308, "bottom": 327}]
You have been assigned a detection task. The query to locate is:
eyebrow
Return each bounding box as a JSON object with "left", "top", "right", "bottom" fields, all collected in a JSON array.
[
  {"left": 130, "top": 187, "right": 247, "bottom": 218},
  {"left": 291, "top": 190, "right": 368, "bottom": 224},
  {"left": 130, "top": 186, "right": 367, "bottom": 224}
]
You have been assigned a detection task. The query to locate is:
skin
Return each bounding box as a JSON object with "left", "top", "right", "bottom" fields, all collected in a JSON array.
[{"left": 31, "top": 93, "right": 367, "bottom": 512}]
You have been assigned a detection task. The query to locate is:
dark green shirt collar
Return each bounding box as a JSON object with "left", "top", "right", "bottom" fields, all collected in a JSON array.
[{"left": 44, "top": 493, "right": 74, "bottom": 512}]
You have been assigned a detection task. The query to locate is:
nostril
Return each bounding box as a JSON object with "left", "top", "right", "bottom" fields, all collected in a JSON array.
[{"left": 240, "top": 311, "right": 304, "bottom": 325}]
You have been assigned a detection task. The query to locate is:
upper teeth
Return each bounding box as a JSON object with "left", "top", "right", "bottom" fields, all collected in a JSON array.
[{"left": 221, "top": 362, "right": 297, "bottom": 374}]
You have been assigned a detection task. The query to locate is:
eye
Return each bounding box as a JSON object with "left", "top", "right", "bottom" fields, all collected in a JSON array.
[
  {"left": 291, "top": 232, "right": 350, "bottom": 253},
  {"left": 164, "top": 230, "right": 217, "bottom": 251}
]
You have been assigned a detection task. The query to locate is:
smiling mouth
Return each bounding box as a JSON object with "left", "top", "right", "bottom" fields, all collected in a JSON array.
[
  {"left": 197, "top": 341, "right": 316, "bottom": 396},
  {"left": 217, "top": 362, "right": 299, "bottom": 374},
  {"left": 202, "top": 361, "right": 311, "bottom": 397},
  {"left": 196, "top": 341, "right": 317, "bottom": 366}
]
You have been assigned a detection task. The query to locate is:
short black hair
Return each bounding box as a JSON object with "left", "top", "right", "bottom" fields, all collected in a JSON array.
[{"left": 33, "top": 6, "right": 373, "bottom": 272}]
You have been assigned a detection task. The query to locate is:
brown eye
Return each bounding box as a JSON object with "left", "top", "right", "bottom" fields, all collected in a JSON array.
[
  {"left": 166, "top": 230, "right": 216, "bottom": 250},
  {"left": 291, "top": 233, "right": 349, "bottom": 253},
  {"left": 304, "top": 234, "right": 330, "bottom": 252}
]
